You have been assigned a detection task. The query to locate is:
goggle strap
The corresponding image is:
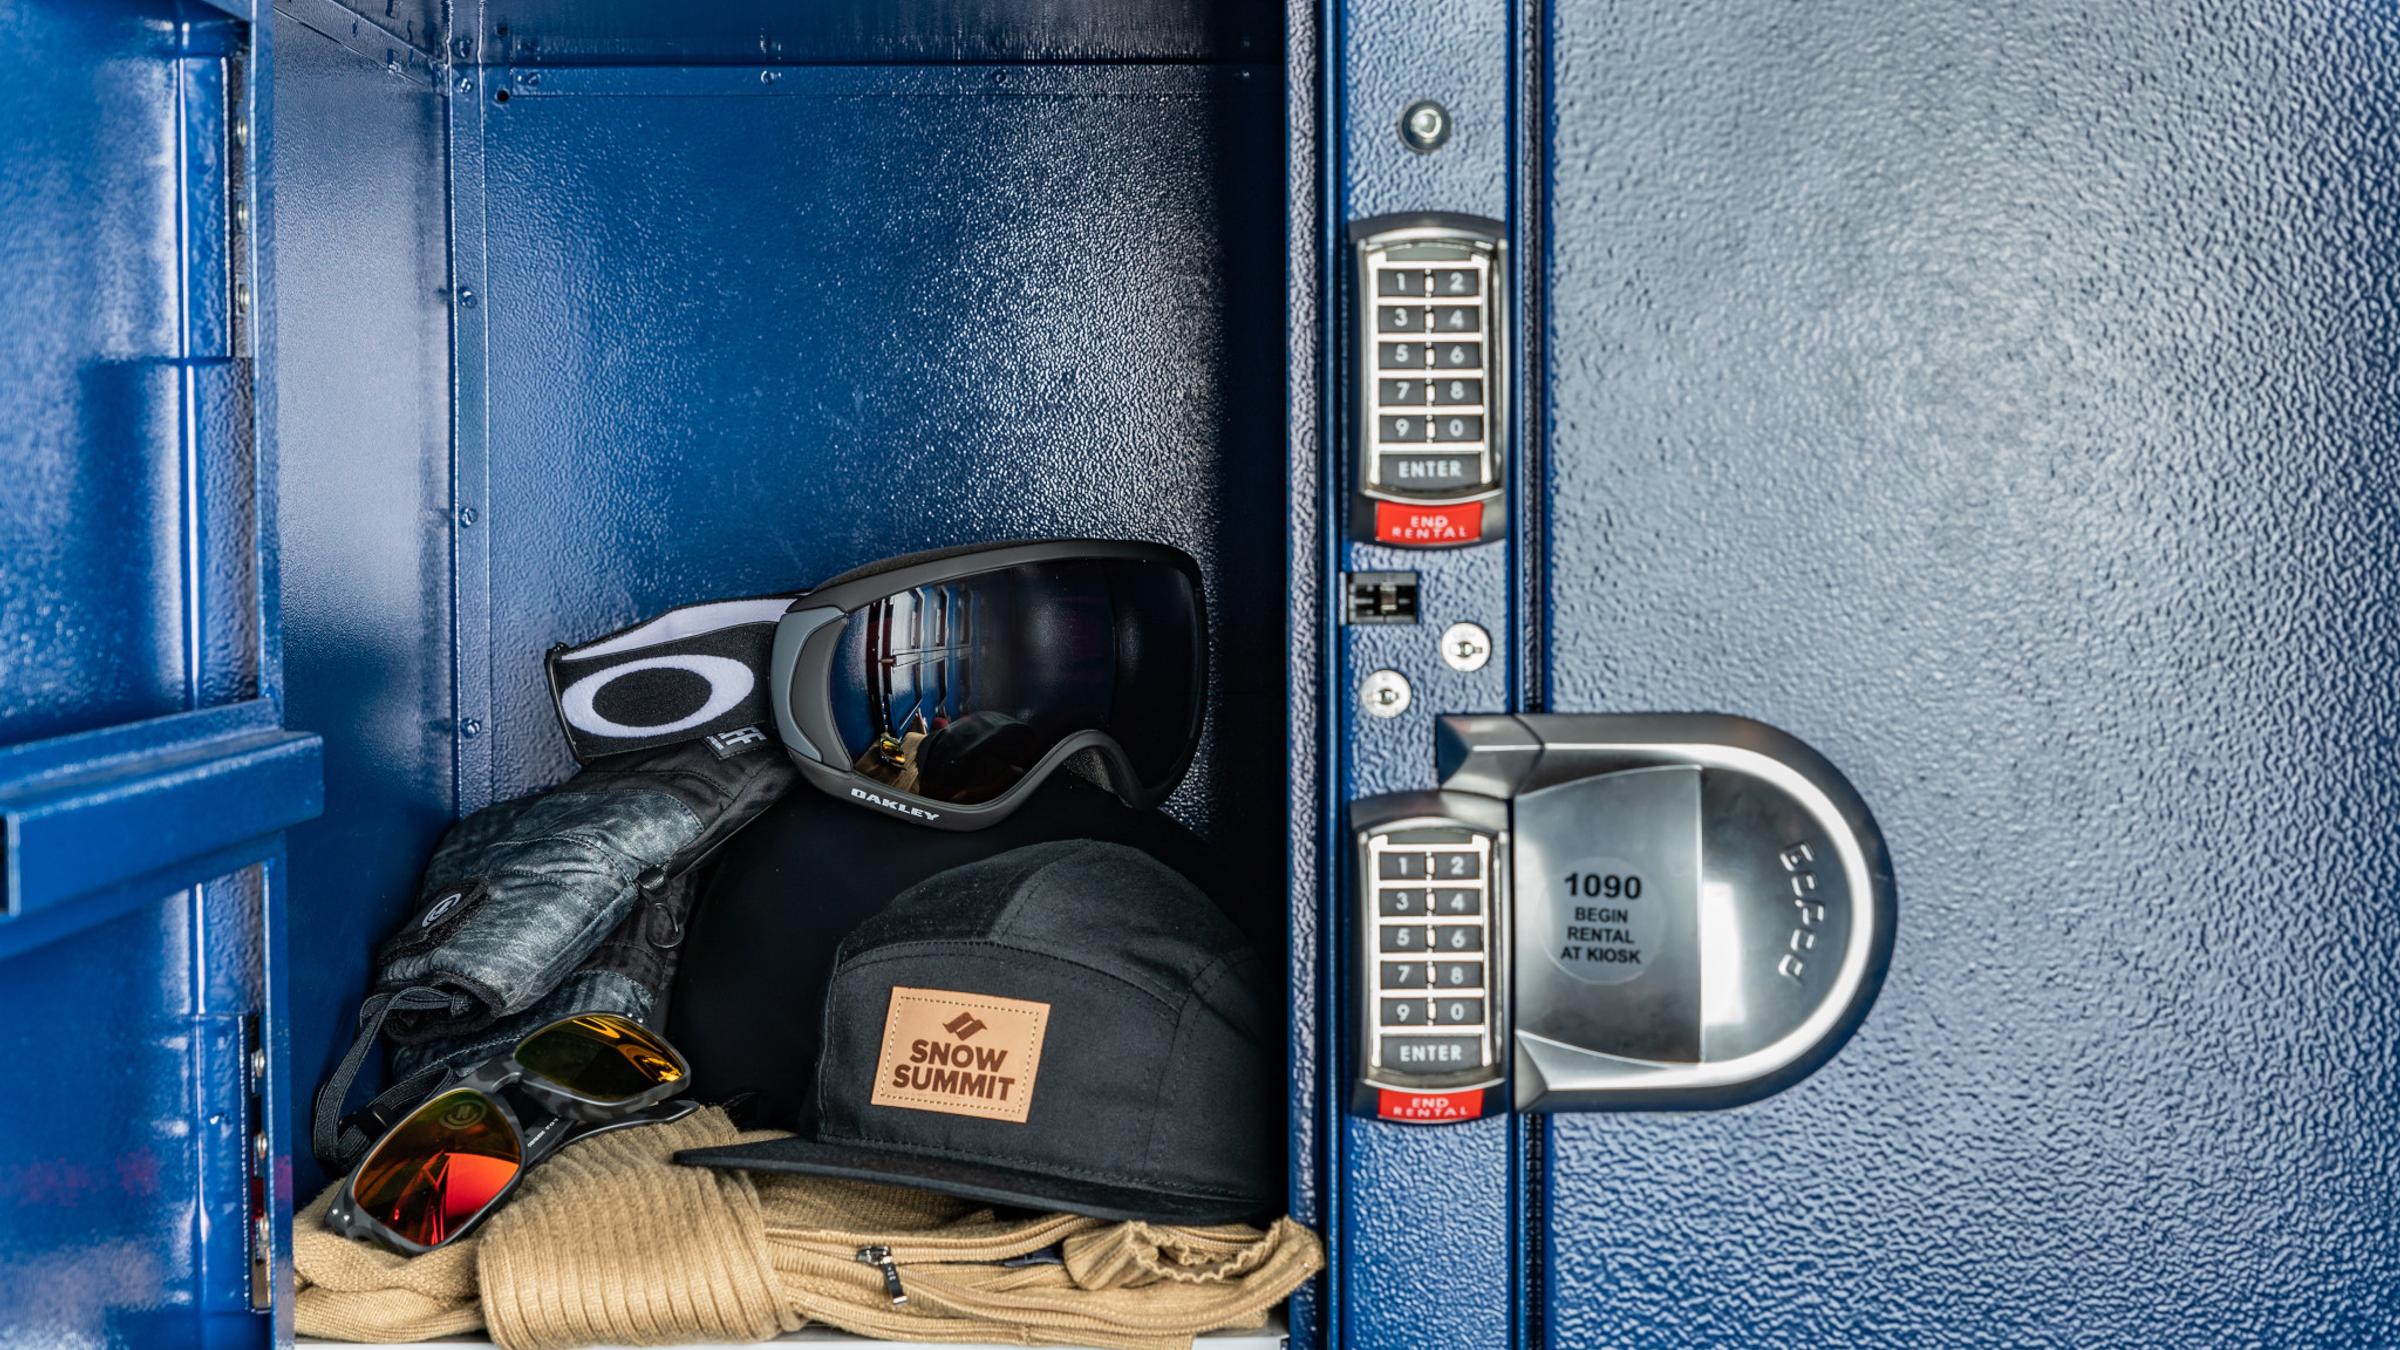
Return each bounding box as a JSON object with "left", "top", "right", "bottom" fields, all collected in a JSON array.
[
  {"left": 311, "top": 986, "right": 453, "bottom": 1174},
  {"left": 546, "top": 594, "right": 793, "bottom": 764}
]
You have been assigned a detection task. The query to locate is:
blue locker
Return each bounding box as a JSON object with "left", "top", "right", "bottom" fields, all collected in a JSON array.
[{"left": 3, "top": 0, "right": 2398, "bottom": 1345}]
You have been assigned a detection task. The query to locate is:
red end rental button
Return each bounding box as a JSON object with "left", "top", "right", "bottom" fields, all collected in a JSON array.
[
  {"left": 1377, "top": 1088, "right": 1486, "bottom": 1123},
  {"left": 1375, "top": 500, "right": 1483, "bottom": 546}
]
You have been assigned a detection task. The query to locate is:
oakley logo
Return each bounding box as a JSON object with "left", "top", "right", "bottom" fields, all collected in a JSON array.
[
  {"left": 944, "top": 1013, "right": 987, "bottom": 1041},
  {"left": 419, "top": 891, "right": 464, "bottom": 929},
  {"left": 558, "top": 654, "right": 756, "bottom": 740},
  {"left": 850, "top": 787, "right": 941, "bottom": 822}
]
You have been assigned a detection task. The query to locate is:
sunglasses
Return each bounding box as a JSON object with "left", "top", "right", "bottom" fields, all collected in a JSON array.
[
  {"left": 547, "top": 540, "right": 1208, "bottom": 829},
  {"left": 326, "top": 1012, "right": 691, "bottom": 1253}
]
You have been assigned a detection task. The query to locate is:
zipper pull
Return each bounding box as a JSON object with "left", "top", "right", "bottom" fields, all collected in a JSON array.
[{"left": 856, "top": 1245, "right": 907, "bottom": 1306}]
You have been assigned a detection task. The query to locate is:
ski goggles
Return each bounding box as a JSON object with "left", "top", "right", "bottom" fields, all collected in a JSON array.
[
  {"left": 327, "top": 1012, "right": 690, "bottom": 1253},
  {"left": 546, "top": 540, "right": 1207, "bottom": 830}
]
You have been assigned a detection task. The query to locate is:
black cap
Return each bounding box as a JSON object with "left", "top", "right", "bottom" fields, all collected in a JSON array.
[{"left": 675, "top": 840, "right": 1278, "bottom": 1223}]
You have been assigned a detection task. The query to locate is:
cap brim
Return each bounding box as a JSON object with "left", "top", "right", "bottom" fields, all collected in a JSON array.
[{"left": 674, "top": 1134, "right": 1265, "bottom": 1224}]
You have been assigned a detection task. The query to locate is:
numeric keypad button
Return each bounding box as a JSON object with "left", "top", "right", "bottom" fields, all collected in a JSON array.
[
  {"left": 1382, "top": 961, "right": 1430, "bottom": 989},
  {"left": 1431, "top": 415, "right": 1484, "bottom": 443},
  {"left": 1430, "top": 997, "right": 1484, "bottom": 1026},
  {"left": 1381, "top": 1035, "right": 1483, "bottom": 1072},
  {"left": 1437, "top": 342, "right": 1483, "bottom": 370},
  {"left": 1378, "top": 377, "right": 1428, "bottom": 406},
  {"left": 1434, "top": 961, "right": 1484, "bottom": 988},
  {"left": 1430, "top": 378, "right": 1483, "bottom": 406},
  {"left": 1377, "top": 414, "right": 1430, "bottom": 444},
  {"left": 1379, "top": 998, "right": 1431, "bottom": 1027},
  {"left": 1380, "top": 925, "right": 1428, "bottom": 954},
  {"left": 1378, "top": 342, "right": 1429, "bottom": 371},
  {"left": 1432, "top": 925, "right": 1484, "bottom": 953},
  {"left": 1379, "top": 306, "right": 1424, "bottom": 333},
  {"left": 1379, "top": 888, "right": 1431, "bottom": 917},
  {"left": 1378, "top": 269, "right": 1428, "bottom": 297},
  {"left": 1431, "top": 268, "right": 1479, "bottom": 296},
  {"left": 1432, "top": 887, "right": 1481, "bottom": 916},
  {"left": 1429, "top": 305, "right": 1478, "bottom": 334}
]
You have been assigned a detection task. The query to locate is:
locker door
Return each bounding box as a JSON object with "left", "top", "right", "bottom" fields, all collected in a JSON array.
[
  {"left": 0, "top": 3, "right": 319, "bottom": 1345},
  {"left": 1532, "top": 3, "right": 2400, "bottom": 1341}
]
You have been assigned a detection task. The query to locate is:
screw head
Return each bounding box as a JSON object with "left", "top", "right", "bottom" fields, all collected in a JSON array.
[
  {"left": 1400, "top": 100, "right": 1451, "bottom": 153},
  {"left": 1360, "top": 668, "right": 1413, "bottom": 719},
  {"left": 1439, "top": 621, "right": 1492, "bottom": 673},
  {"left": 461, "top": 718, "right": 483, "bottom": 739}
]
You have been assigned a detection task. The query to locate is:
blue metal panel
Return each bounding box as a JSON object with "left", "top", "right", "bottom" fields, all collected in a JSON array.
[
  {"left": 327, "top": 0, "right": 1280, "bottom": 65},
  {"left": 1539, "top": 1, "right": 2400, "bottom": 1341},
  {"left": 1, "top": 701, "right": 319, "bottom": 925},
  {"left": 1327, "top": 1, "right": 1520, "bottom": 1346},
  {"left": 0, "top": 0, "right": 299, "bottom": 1341},
  {"left": 269, "top": 0, "right": 458, "bottom": 1204},
  {"left": 1280, "top": 2, "right": 1329, "bottom": 1346},
  {"left": 464, "top": 62, "right": 1290, "bottom": 870},
  {"left": 0, "top": 0, "right": 193, "bottom": 748}
]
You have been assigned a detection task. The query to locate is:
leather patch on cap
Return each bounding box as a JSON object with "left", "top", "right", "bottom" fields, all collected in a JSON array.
[{"left": 868, "top": 986, "right": 1050, "bottom": 1124}]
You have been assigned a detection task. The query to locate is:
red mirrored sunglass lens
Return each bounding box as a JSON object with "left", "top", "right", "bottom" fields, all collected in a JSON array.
[
  {"left": 511, "top": 1013, "right": 685, "bottom": 1103},
  {"left": 350, "top": 1088, "right": 522, "bottom": 1248}
]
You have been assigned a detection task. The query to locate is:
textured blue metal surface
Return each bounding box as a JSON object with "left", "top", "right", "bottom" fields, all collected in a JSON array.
[
  {"left": 0, "top": 0, "right": 295, "bottom": 1340},
  {"left": 1280, "top": 3, "right": 1328, "bottom": 1345},
  {"left": 467, "top": 63, "right": 1288, "bottom": 862},
  {"left": 1, "top": 702, "right": 319, "bottom": 920},
  {"left": 0, "top": 0, "right": 194, "bottom": 748},
  {"left": 1327, "top": 1, "right": 1519, "bottom": 1345},
  {"left": 329, "top": 0, "right": 1280, "bottom": 65},
  {"left": 1540, "top": 1, "right": 2400, "bottom": 1341},
  {"left": 270, "top": 2, "right": 458, "bottom": 1204}
]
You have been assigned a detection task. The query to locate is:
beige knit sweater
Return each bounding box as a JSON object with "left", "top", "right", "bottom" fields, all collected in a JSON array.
[{"left": 295, "top": 1107, "right": 1321, "bottom": 1350}]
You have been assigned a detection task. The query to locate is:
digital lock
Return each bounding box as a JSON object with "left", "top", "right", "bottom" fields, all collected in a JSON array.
[{"left": 1350, "top": 714, "right": 1894, "bottom": 1120}]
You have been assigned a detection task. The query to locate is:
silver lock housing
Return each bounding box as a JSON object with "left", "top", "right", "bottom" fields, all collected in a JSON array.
[{"left": 1437, "top": 713, "right": 1895, "bottom": 1112}]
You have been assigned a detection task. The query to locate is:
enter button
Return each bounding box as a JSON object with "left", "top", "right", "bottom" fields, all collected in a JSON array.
[
  {"left": 1382, "top": 1035, "right": 1484, "bottom": 1072},
  {"left": 1379, "top": 452, "right": 1482, "bottom": 493}
]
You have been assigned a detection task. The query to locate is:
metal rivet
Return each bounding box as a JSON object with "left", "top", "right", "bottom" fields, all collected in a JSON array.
[
  {"left": 461, "top": 718, "right": 483, "bottom": 739},
  {"left": 233, "top": 283, "right": 250, "bottom": 313},
  {"left": 458, "top": 287, "right": 477, "bottom": 309},
  {"left": 252, "top": 1132, "right": 269, "bottom": 1167},
  {"left": 760, "top": 69, "right": 779, "bottom": 84},
  {"left": 457, "top": 504, "right": 477, "bottom": 527},
  {"left": 1439, "top": 621, "right": 1492, "bottom": 673},
  {"left": 1400, "top": 100, "right": 1451, "bottom": 154},
  {"left": 232, "top": 119, "right": 248, "bottom": 149},
  {"left": 233, "top": 201, "right": 248, "bottom": 231},
  {"left": 1360, "top": 668, "right": 1413, "bottom": 719},
  {"left": 247, "top": 1047, "right": 266, "bottom": 1081},
  {"left": 458, "top": 75, "right": 474, "bottom": 94}
]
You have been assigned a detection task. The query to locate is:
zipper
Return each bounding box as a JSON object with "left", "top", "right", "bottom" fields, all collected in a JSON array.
[{"left": 856, "top": 1245, "right": 908, "bottom": 1306}]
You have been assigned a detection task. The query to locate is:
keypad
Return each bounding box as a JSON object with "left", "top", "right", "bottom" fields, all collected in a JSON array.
[
  {"left": 1365, "top": 250, "right": 1494, "bottom": 501},
  {"left": 1368, "top": 827, "right": 1495, "bottom": 1077}
]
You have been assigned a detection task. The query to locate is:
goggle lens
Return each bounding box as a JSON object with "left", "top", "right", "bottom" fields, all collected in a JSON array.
[
  {"left": 827, "top": 557, "right": 1202, "bottom": 805},
  {"left": 511, "top": 1012, "right": 686, "bottom": 1102},
  {"left": 349, "top": 1088, "right": 521, "bottom": 1248}
]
